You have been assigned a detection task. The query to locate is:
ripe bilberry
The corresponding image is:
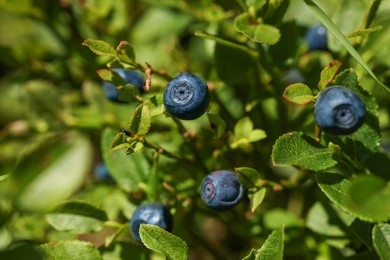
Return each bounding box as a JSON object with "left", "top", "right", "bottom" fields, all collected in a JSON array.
[
  {"left": 306, "top": 24, "right": 327, "bottom": 51},
  {"left": 200, "top": 170, "right": 244, "bottom": 211},
  {"left": 94, "top": 162, "right": 114, "bottom": 182},
  {"left": 314, "top": 85, "right": 366, "bottom": 135},
  {"left": 130, "top": 203, "right": 173, "bottom": 242},
  {"left": 102, "top": 68, "right": 144, "bottom": 102},
  {"left": 163, "top": 73, "right": 210, "bottom": 120}
]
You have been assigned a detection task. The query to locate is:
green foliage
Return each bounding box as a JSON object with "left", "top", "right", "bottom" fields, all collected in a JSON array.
[
  {"left": 139, "top": 224, "right": 188, "bottom": 260},
  {"left": 1, "top": 0, "right": 390, "bottom": 259}
]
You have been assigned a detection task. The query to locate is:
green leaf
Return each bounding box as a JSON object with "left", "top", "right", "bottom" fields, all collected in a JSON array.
[
  {"left": 283, "top": 83, "right": 314, "bottom": 105},
  {"left": 39, "top": 240, "right": 102, "bottom": 260},
  {"left": 129, "top": 103, "right": 151, "bottom": 136},
  {"left": 101, "top": 127, "right": 149, "bottom": 192},
  {"left": 373, "top": 223, "right": 390, "bottom": 260},
  {"left": 139, "top": 224, "right": 188, "bottom": 260},
  {"left": 15, "top": 132, "right": 93, "bottom": 212},
  {"left": 116, "top": 41, "right": 136, "bottom": 64},
  {"left": 235, "top": 167, "right": 264, "bottom": 188},
  {"left": 105, "top": 223, "right": 130, "bottom": 247},
  {"left": 303, "top": 0, "right": 390, "bottom": 94},
  {"left": 110, "top": 132, "right": 130, "bottom": 151},
  {"left": 235, "top": 117, "right": 255, "bottom": 138},
  {"left": 346, "top": 26, "right": 383, "bottom": 38},
  {"left": 272, "top": 132, "right": 338, "bottom": 172},
  {"left": 349, "top": 175, "right": 390, "bottom": 222},
  {"left": 46, "top": 201, "right": 108, "bottom": 234},
  {"left": 316, "top": 173, "right": 390, "bottom": 223},
  {"left": 231, "top": 117, "right": 266, "bottom": 149},
  {"left": 242, "top": 248, "right": 257, "bottom": 260},
  {"left": 306, "top": 202, "right": 346, "bottom": 237},
  {"left": 82, "top": 39, "right": 117, "bottom": 57},
  {"left": 234, "top": 13, "right": 281, "bottom": 45},
  {"left": 208, "top": 113, "right": 226, "bottom": 138},
  {"left": 96, "top": 69, "right": 126, "bottom": 84},
  {"left": 248, "top": 188, "right": 266, "bottom": 212},
  {"left": 248, "top": 129, "right": 267, "bottom": 143},
  {"left": 318, "top": 60, "right": 342, "bottom": 90},
  {"left": 145, "top": 94, "right": 165, "bottom": 117},
  {"left": 256, "top": 226, "right": 285, "bottom": 260},
  {"left": 263, "top": 209, "right": 303, "bottom": 230}
]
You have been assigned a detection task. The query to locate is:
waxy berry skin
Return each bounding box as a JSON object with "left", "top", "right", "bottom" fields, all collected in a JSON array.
[
  {"left": 314, "top": 85, "right": 366, "bottom": 135},
  {"left": 306, "top": 24, "right": 328, "bottom": 51},
  {"left": 129, "top": 203, "right": 173, "bottom": 242},
  {"left": 163, "top": 73, "right": 210, "bottom": 120},
  {"left": 200, "top": 170, "right": 244, "bottom": 211},
  {"left": 102, "top": 68, "right": 144, "bottom": 102}
]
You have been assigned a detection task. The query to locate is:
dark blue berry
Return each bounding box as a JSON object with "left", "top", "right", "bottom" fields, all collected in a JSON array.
[
  {"left": 283, "top": 68, "right": 305, "bottom": 86},
  {"left": 130, "top": 203, "right": 173, "bottom": 242},
  {"left": 200, "top": 170, "right": 244, "bottom": 211},
  {"left": 163, "top": 73, "right": 210, "bottom": 120},
  {"left": 102, "top": 68, "right": 144, "bottom": 102},
  {"left": 94, "top": 162, "right": 114, "bottom": 182},
  {"left": 314, "top": 85, "right": 366, "bottom": 135},
  {"left": 306, "top": 24, "right": 327, "bottom": 51}
]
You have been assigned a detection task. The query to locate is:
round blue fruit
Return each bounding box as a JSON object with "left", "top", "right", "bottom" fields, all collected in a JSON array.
[
  {"left": 163, "top": 73, "right": 210, "bottom": 120},
  {"left": 130, "top": 203, "right": 173, "bottom": 242},
  {"left": 200, "top": 170, "right": 244, "bottom": 211},
  {"left": 314, "top": 85, "right": 366, "bottom": 135},
  {"left": 306, "top": 24, "right": 327, "bottom": 51},
  {"left": 102, "top": 68, "right": 144, "bottom": 102},
  {"left": 94, "top": 162, "right": 114, "bottom": 182}
]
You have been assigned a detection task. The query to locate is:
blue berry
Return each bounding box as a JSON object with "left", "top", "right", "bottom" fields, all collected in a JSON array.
[
  {"left": 163, "top": 73, "right": 210, "bottom": 120},
  {"left": 306, "top": 24, "right": 327, "bottom": 51},
  {"left": 102, "top": 68, "right": 144, "bottom": 102},
  {"left": 94, "top": 162, "right": 114, "bottom": 182},
  {"left": 200, "top": 170, "right": 244, "bottom": 211},
  {"left": 130, "top": 203, "right": 173, "bottom": 242},
  {"left": 314, "top": 85, "right": 366, "bottom": 135}
]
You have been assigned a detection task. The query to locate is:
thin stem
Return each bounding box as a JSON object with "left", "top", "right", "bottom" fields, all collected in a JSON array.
[
  {"left": 171, "top": 117, "right": 210, "bottom": 174},
  {"left": 195, "top": 31, "right": 259, "bottom": 60},
  {"left": 141, "top": 137, "right": 190, "bottom": 161}
]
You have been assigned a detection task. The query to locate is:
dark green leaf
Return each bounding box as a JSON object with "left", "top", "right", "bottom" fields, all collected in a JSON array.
[
  {"left": 214, "top": 42, "right": 254, "bottom": 85},
  {"left": 82, "top": 39, "right": 117, "bottom": 57},
  {"left": 373, "top": 223, "right": 390, "bottom": 260},
  {"left": 318, "top": 60, "right": 342, "bottom": 90},
  {"left": 272, "top": 132, "right": 338, "bottom": 172},
  {"left": 39, "top": 240, "right": 102, "bottom": 260},
  {"left": 283, "top": 83, "right": 314, "bottom": 105},
  {"left": 234, "top": 13, "right": 281, "bottom": 45},
  {"left": 46, "top": 201, "right": 108, "bottom": 234},
  {"left": 101, "top": 128, "right": 149, "bottom": 192},
  {"left": 139, "top": 224, "right": 188, "bottom": 260},
  {"left": 256, "top": 226, "right": 285, "bottom": 260},
  {"left": 129, "top": 103, "right": 151, "bottom": 136},
  {"left": 145, "top": 94, "right": 165, "bottom": 117}
]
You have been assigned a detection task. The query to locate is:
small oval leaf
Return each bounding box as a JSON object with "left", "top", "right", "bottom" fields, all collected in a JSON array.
[
  {"left": 82, "top": 39, "right": 117, "bottom": 57},
  {"left": 283, "top": 83, "right": 314, "bottom": 105}
]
